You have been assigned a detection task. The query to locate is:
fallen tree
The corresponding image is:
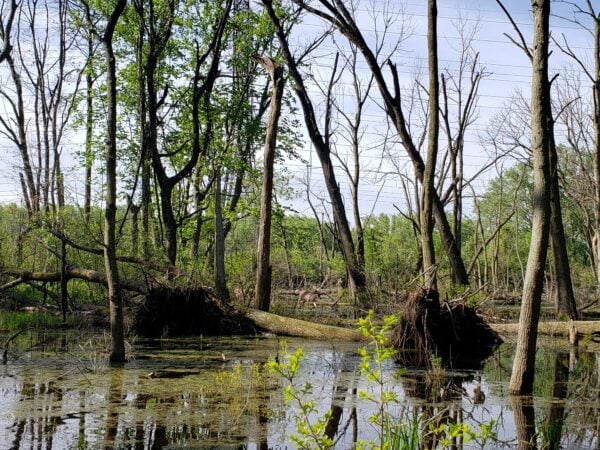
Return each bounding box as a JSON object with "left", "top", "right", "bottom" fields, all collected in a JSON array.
[
  {"left": 491, "top": 320, "right": 600, "bottom": 339},
  {"left": 1, "top": 267, "right": 151, "bottom": 294},
  {"left": 134, "top": 286, "right": 256, "bottom": 337},
  {"left": 0, "top": 268, "right": 363, "bottom": 340},
  {"left": 239, "top": 306, "right": 365, "bottom": 341}
]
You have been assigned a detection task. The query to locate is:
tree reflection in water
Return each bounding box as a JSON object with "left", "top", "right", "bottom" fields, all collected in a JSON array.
[{"left": 1, "top": 333, "right": 600, "bottom": 448}]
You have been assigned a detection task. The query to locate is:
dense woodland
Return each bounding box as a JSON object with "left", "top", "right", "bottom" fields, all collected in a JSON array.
[{"left": 0, "top": 0, "right": 598, "bottom": 393}]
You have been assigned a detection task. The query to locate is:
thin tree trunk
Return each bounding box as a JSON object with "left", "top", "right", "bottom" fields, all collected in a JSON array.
[
  {"left": 421, "top": 0, "right": 439, "bottom": 290},
  {"left": 254, "top": 58, "right": 285, "bottom": 311},
  {"left": 289, "top": 0, "right": 469, "bottom": 286},
  {"left": 549, "top": 135, "right": 578, "bottom": 319},
  {"left": 190, "top": 169, "right": 203, "bottom": 259},
  {"left": 7, "top": 53, "right": 38, "bottom": 214},
  {"left": 262, "top": 0, "right": 366, "bottom": 308},
  {"left": 100, "top": 0, "right": 127, "bottom": 363},
  {"left": 84, "top": 34, "right": 94, "bottom": 225},
  {"left": 130, "top": 200, "right": 140, "bottom": 256},
  {"left": 593, "top": 17, "right": 600, "bottom": 288},
  {"left": 60, "top": 238, "right": 68, "bottom": 322},
  {"left": 136, "top": 13, "right": 151, "bottom": 260},
  {"left": 214, "top": 169, "right": 229, "bottom": 300}
]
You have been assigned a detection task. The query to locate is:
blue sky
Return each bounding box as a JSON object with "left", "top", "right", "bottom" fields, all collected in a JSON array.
[
  {"left": 0, "top": 0, "right": 595, "bottom": 226},
  {"left": 280, "top": 0, "right": 597, "bottom": 222}
]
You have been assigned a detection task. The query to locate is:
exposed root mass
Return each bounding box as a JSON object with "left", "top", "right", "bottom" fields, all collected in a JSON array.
[
  {"left": 134, "top": 286, "right": 256, "bottom": 338},
  {"left": 388, "top": 288, "right": 502, "bottom": 369}
]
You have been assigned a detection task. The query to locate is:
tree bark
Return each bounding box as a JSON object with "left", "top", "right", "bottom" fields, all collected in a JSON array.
[
  {"left": 240, "top": 307, "right": 365, "bottom": 341},
  {"left": 254, "top": 58, "right": 285, "bottom": 311},
  {"left": 549, "top": 139, "right": 578, "bottom": 319},
  {"left": 508, "top": 0, "right": 553, "bottom": 395},
  {"left": 0, "top": 267, "right": 149, "bottom": 294},
  {"left": 60, "top": 238, "right": 68, "bottom": 322},
  {"left": 421, "top": 0, "right": 439, "bottom": 290},
  {"left": 84, "top": 33, "right": 94, "bottom": 225},
  {"left": 595, "top": 17, "right": 600, "bottom": 288},
  {"left": 101, "top": 0, "right": 128, "bottom": 363},
  {"left": 214, "top": 169, "right": 229, "bottom": 300}
]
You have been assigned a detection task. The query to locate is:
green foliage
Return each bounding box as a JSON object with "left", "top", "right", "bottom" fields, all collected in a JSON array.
[
  {"left": 267, "top": 346, "right": 334, "bottom": 450},
  {"left": 0, "top": 310, "right": 77, "bottom": 331},
  {"left": 267, "top": 313, "right": 498, "bottom": 449},
  {"left": 362, "top": 215, "right": 420, "bottom": 287},
  {"left": 355, "top": 311, "right": 402, "bottom": 449}
]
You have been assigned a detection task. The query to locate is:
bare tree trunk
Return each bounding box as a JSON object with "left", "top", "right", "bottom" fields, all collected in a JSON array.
[
  {"left": 60, "top": 238, "right": 68, "bottom": 322},
  {"left": 136, "top": 12, "right": 151, "bottom": 260},
  {"left": 190, "top": 169, "right": 203, "bottom": 259},
  {"left": 214, "top": 169, "right": 229, "bottom": 300},
  {"left": 100, "top": 0, "right": 128, "bottom": 363},
  {"left": 262, "top": 0, "right": 366, "bottom": 308},
  {"left": 421, "top": 0, "right": 439, "bottom": 290},
  {"left": 6, "top": 55, "right": 38, "bottom": 214},
  {"left": 291, "top": 0, "right": 469, "bottom": 286},
  {"left": 84, "top": 33, "right": 94, "bottom": 225},
  {"left": 507, "top": 0, "right": 552, "bottom": 395},
  {"left": 595, "top": 16, "right": 600, "bottom": 287},
  {"left": 549, "top": 136, "right": 578, "bottom": 319},
  {"left": 254, "top": 58, "right": 285, "bottom": 312}
]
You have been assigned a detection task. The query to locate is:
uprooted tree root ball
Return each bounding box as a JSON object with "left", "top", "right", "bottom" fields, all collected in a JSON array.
[
  {"left": 388, "top": 288, "right": 502, "bottom": 369},
  {"left": 134, "top": 286, "right": 257, "bottom": 338}
]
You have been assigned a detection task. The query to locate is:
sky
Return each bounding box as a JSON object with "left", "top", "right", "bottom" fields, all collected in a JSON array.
[
  {"left": 277, "top": 0, "right": 596, "bottom": 223},
  {"left": 0, "top": 0, "right": 596, "bottom": 225}
]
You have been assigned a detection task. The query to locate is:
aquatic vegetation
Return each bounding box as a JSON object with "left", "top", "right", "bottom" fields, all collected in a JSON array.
[
  {"left": 267, "top": 345, "right": 335, "bottom": 449},
  {"left": 269, "top": 312, "right": 499, "bottom": 449}
]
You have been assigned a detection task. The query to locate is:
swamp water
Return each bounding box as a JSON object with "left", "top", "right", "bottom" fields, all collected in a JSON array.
[{"left": 0, "top": 331, "right": 598, "bottom": 449}]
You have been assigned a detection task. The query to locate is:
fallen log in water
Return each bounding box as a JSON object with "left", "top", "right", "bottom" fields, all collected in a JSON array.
[
  {"left": 239, "top": 306, "right": 365, "bottom": 342},
  {"left": 491, "top": 320, "right": 600, "bottom": 338}
]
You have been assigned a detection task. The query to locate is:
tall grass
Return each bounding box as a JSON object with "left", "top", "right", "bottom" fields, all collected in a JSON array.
[{"left": 0, "top": 310, "right": 76, "bottom": 331}]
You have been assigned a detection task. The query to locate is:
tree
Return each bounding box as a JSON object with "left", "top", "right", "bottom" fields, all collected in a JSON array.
[
  {"left": 500, "top": 0, "right": 553, "bottom": 395},
  {"left": 492, "top": 1, "right": 577, "bottom": 320},
  {"left": 261, "top": 0, "right": 367, "bottom": 309},
  {"left": 84, "top": 0, "right": 128, "bottom": 363},
  {"left": 439, "top": 19, "right": 486, "bottom": 275},
  {"left": 292, "top": 0, "right": 469, "bottom": 286},
  {"left": 421, "top": 0, "right": 440, "bottom": 289},
  {"left": 253, "top": 58, "right": 285, "bottom": 312},
  {"left": 553, "top": 2, "right": 600, "bottom": 290},
  {"left": 134, "top": 0, "right": 232, "bottom": 278}
]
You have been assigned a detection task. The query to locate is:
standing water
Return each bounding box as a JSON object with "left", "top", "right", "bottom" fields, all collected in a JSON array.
[{"left": 0, "top": 331, "right": 597, "bottom": 448}]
